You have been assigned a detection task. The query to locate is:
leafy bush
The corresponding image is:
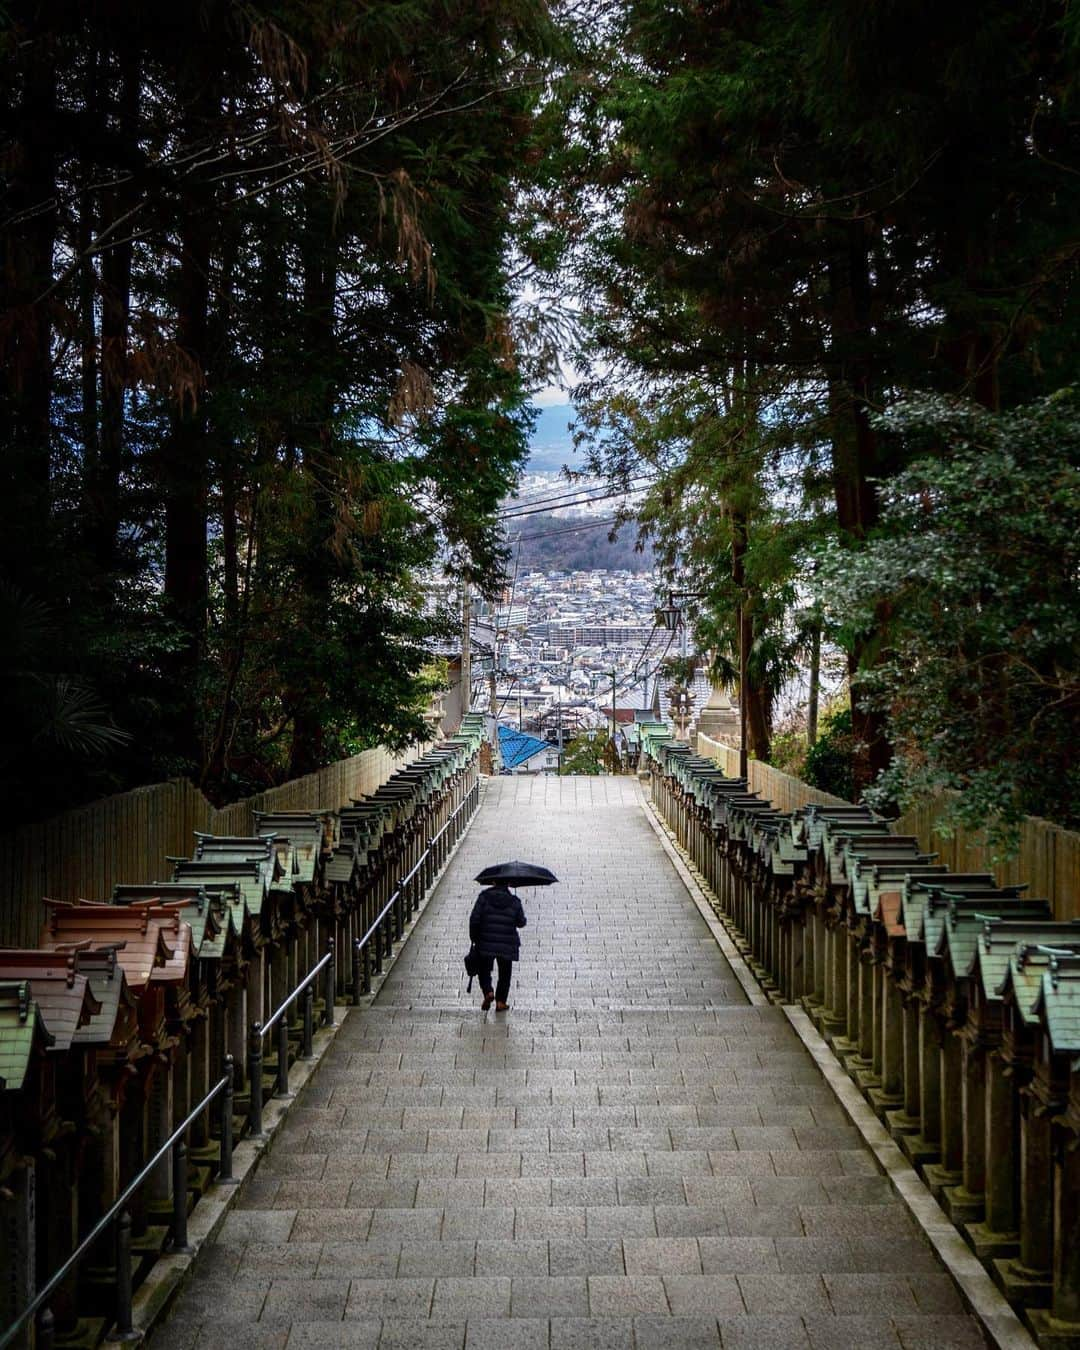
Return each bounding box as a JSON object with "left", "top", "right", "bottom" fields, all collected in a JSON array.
[
  {"left": 817, "top": 392, "right": 1080, "bottom": 847},
  {"left": 803, "top": 709, "right": 857, "bottom": 803},
  {"left": 559, "top": 731, "right": 613, "bottom": 775}
]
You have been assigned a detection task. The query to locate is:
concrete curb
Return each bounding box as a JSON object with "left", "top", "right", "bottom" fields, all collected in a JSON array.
[
  {"left": 135, "top": 1010, "right": 347, "bottom": 1342},
  {"left": 784, "top": 1006, "right": 1034, "bottom": 1350},
  {"left": 641, "top": 789, "right": 1034, "bottom": 1350},
  {"left": 139, "top": 783, "right": 486, "bottom": 1345}
]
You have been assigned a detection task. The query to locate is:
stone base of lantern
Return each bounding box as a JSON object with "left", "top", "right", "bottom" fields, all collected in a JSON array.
[
  {"left": 942, "top": 1183, "right": 985, "bottom": 1225},
  {"left": 1027, "top": 1309, "right": 1080, "bottom": 1348},
  {"left": 923, "top": 1163, "right": 963, "bottom": 1202},
  {"left": 831, "top": 1034, "right": 859, "bottom": 1063},
  {"left": 866, "top": 1085, "right": 904, "bottom": 1120},
  {"left": 885, "top": 1108, "right": 921, "bottom": 1140},
  {"left": 994, "top": 1257, "right": 1052, "bottom": 1309},
  {"left": 898, "top": 1132, "right": 941, "bottom": 1168},
  {"left": 964, "top": 1220, "right": 1019, "bottom": 1264},
  {"left": 52, "top": 1314, "right": 108, "bottom": 1350}
]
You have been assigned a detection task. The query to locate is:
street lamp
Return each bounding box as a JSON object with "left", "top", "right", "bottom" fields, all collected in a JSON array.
[
  {"left": 655, "top": 588, "right": 749, "bottom": 780},
  {"left": 655, "top": 590, "right": 703, "bottom": 633}
]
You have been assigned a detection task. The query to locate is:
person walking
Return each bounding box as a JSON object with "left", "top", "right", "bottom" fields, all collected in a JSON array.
[{"left": 469, "top": 881, "right": 526, "bottom": 1011}]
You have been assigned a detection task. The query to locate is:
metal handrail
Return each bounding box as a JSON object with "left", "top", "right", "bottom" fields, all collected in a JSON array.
[
  {"left": 248, "top": 941, "right": 335, "bottom": 1134},
  {"left": 1, "top": 1062, "right": 235, "bottom": 1350},
  {"left": 262, "top": 948, "right": 334, "bottom": 1036},
  {"left": 2, "top": 767, "right": 480, "bottom": 1349},
  {"left": 356, "top": 786, "right": 475, "bottom": 952},
  {"left": 251, "top": 779, "right": 479, "bottom": 1119},
  {"left": 357, "top": 887, "right": 402, "bottom": 952},
  {"left": 431, "top": 791, "right": 472, "bottom": 847},
  {"left": 349, "top": 781, "right": 479, "bottom": 1001}
]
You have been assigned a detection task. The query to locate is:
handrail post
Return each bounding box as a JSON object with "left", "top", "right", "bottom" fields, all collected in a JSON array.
[
  {"left": 274, "top": 1014, "right": 291, "bottom": 1098},
  {"left": 37, "top": 1306, "right": 55, "bottom": 1350},
  {"left": 248, "top": 1021, "right": 264, "bottom": 1137},
  {"left": 352, "top": 940, "right": 363, "bottom": 1006},
  {"left": 374, "top": 920, "right": 384, "bottom": 975},
  {"left": 361, "top": 939, "right": 371, "bottom": 995},
  {"left": 110, "top": 1209, "right": 137, "bottom": 1342},
  {"left": 171, "top": 1139, "right": 192, "bottom": 1253},
  {"left": 219, "top": 1056, "right": 236, "bottom": 1183},
  {"left": 301, "top": 984, "right": 314, "bottom": 1059},
  {"left": 323, "top": 939, "right": 336, "bottom": 1026}
]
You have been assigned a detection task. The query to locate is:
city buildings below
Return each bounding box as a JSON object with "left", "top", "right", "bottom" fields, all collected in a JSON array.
[
  {"left": 497, "top": 726, "right": 561, "bottom": 774},
  {"left": 452, "top": 568, "right": 734, "bottom": 769}
]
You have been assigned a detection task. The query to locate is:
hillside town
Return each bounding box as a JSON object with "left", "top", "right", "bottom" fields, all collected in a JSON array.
[{"left": 463, "top": 566, "right": 733, "bottom": 773}]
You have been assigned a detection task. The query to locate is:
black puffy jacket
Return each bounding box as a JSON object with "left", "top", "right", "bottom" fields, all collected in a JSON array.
[{"left": 469, "top": 885, "right": 527, "bottom": 960}]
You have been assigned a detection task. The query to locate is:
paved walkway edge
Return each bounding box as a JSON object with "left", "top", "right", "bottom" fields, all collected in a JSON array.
[
  {"left": 640, "top": 792, "right": 767, "bottom": 1007},
  {"left": 641, "top": 789, "right": 1035, "bottom": 1350},
  {"left": 783, "top": 1006, "right": 1034, "bottom": 1350},
  {"left": 138, "top": 1010, "right": 349, "bottom": 1345},
  {"left": 140, "top": 784, "right": 486, "bottom": 1346}
]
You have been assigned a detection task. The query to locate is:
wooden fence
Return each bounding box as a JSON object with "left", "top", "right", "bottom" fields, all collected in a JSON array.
[
  {"left": 696, "top": 733, "right": 850, "bottom": 812},
  {"left": 0, "top": 745, "right": 418, "bottom": 947},
  {"left": 695, "top": 733, "right": 1080, "bottom": 920},
  {"left": 892, "top": 795, "right": 1080, "bottom": 923}
]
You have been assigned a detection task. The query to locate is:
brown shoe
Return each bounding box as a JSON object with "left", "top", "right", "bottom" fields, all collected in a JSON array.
[
  {"left": 495, "top": 1002, "right": 509, "bottom": 1012},
  {"left": 481, "top": 992, "right": 494, "bottom": 1010}
]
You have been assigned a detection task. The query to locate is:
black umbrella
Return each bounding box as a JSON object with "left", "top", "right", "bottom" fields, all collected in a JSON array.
[{"left": 475, "top": 860, "right": 558, "bottom": 887}]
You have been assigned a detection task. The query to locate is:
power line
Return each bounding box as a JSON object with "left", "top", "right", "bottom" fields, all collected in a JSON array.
[
  {"left": 613, "top": 627, "right": 677, "bottom": 703},
  {"left": 504, "top": 516, "right": 621, "bottom": 543},
  {"left": 499, "top": 439, "right": 826, "bottom": 520},
  {"left": 498, "top": 477, "right": 655, "bottom": 518},
  {"left": 502, "top": 462, "right": 826, "bottom": 541}
]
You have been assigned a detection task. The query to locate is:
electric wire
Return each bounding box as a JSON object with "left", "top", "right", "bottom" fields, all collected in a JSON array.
[
  {"left": 504, "top": 516, "right": 622, "bottom": 543},
  {"left": 498, "top": 477, "right": 656, "bottom": 518}
]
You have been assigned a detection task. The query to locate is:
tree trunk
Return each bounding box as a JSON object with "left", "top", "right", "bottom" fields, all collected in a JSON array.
[
  {"left": 731, "top": 498, "right": 771, "bottom": 764},
  {"left": 826, "top": 221, "right": 891, "bottom": 792},
  {"left": 92, "top": 46, "right": 139, "bottom": 573},
  {"left": 807, "top": 623, "right": 821, "bottom": 748},
  {"left": 287, "top": 193, "right": 339, "bottom": 780},
  {"left": 162, "top": 78, "right": 216, "bottom": 770},
  {"left": 0, "top": 42, "right": 59, "bottom": 548},
  {"left": 77, "top": 48, "right": 100, "bottom": 504}
]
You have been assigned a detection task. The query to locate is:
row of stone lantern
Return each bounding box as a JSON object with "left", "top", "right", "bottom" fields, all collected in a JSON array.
[
  {"left": 641, "top": 729, "right": 1080, "bottom": 1349},
  {"left": 0, "top": 718, "right": 483, "bottom": 1347}
]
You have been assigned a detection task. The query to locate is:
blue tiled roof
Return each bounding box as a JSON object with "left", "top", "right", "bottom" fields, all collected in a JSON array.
[{"left": 498, "top": 725, "right": 552, "bottom": 769}]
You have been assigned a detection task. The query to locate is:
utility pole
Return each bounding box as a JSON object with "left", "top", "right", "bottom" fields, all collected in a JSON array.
[
  {"left": 460, "top": 581, "right": 472, "bottom": 716},
  {"left": 609, "top": 667, "right": 617, "bottom": 774},
  {"left": 738, "top": 626, "right": 749, "bottom": 779}
]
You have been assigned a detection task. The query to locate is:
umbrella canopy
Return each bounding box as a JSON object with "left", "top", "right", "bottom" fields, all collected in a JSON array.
[{"left": 475, "top": 861, "right": 558, "bottom": 888}]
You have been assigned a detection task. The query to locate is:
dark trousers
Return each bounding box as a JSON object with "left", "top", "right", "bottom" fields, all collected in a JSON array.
[{"left": 476, "top": 953, "right": 513, "bottom": 1003}]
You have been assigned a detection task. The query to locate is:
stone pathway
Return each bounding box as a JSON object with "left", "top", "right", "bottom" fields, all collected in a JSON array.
[{"left": 160, "top": 777, "right": 986, "bottom": 1350}]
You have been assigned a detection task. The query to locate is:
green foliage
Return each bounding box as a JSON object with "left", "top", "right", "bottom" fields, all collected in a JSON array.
[
  {"left": 769, "top": 727, "right": 809, "bottom": 783},
  {"left": 817, "top": 393, "right": 1080, "bottom": 846},
  {"left": 803, "top": 709, "right": 857, "bottom": 804},
  {"left": 555, "top": 0, "right": 1080, "bottom": 810},
  {"left": 0, "top": 0, "right": 558, "bottom": 819},
  {"left": 559, "top": 731, "right": 612, "bottom": 776}
]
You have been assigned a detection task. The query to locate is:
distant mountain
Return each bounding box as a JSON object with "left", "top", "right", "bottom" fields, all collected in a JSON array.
[{"left": 526, "top": 404, "right": 582, "bottom": 475}]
